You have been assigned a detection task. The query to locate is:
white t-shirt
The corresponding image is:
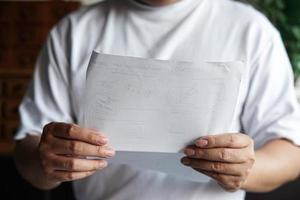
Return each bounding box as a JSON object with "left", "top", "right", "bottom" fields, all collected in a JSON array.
[{"left": 15, "top": 0, "right": 300, "bottom": 199}]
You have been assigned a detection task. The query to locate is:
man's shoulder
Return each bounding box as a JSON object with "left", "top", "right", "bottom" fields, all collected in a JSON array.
[
  {"left": 66, "top": 0, "right": 110, "bottom": 24},
  {"left": 210, "top": 0, "right": 266, "bottom": 21},
  {"left": 208, "top": 0, "right": 279, "bottom": 38},
  {"left": 49, "top": 0, "right": 111, "bottom": 38}
]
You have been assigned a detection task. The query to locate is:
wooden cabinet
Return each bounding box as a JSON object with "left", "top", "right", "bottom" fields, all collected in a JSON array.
[{"left": 0, "top": 1, "right": 80, "bottom": 155}]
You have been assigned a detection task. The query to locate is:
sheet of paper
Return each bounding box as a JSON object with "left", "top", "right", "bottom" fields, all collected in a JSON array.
[
  {"left": 80, "top": 52, "right": 244, "bottom": 182},
  {"left": 109, "top": 151, "right": 211, "bottom": 182}
]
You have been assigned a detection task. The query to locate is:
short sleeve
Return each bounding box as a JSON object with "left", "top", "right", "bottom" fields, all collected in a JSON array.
[
  {"left": 242, "top": 31, "right": 300, "bottom": 149},
  {"left": 15, "top": 22, "right": 74, "bottom": 140}
]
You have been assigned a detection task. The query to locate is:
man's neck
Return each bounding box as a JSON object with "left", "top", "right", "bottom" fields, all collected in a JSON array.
[{"left": 135, "top": 0, "right": 182, "bottom": 6}]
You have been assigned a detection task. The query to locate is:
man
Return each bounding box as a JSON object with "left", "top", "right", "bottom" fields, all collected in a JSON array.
[{"left": 14, "top": 0, "right": 300, "bottom": 199}]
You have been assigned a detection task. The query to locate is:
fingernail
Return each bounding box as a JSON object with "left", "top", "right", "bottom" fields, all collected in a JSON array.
[
  {"left": 98, "top": 137, "right": 109, "bottom": 144},
  {"left": 184, "top": 148, "right": 195, "bottom": 156},
  {"left": 196, "top": 138, "right": 208, "bottom": 147},
  {"left": 99, "top": 160, "right": 108, "bottom": 168},
  {"left": 104, "top": 147, "right": 115, "bottom": 156},
  {"left": 181, "top": 158, "right": 191, "bottom": 165}
]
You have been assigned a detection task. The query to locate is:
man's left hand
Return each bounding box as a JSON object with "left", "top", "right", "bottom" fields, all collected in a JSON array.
[{"left": 181, "top": 133, "right": 255, "bottom": 192}]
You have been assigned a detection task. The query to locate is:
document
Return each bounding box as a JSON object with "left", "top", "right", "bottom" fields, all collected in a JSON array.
[{"left": 80, "top": 52, "right": 244, "bottom": 182}]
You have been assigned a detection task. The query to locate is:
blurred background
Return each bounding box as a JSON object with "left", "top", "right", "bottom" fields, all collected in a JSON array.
[{"left": 0, "top": 0, "right": 299, "bottom": 199}]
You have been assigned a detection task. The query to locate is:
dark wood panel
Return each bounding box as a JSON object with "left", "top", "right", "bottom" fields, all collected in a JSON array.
[
  {"left": 0, "top": 23, "right": 53, "bottom": 47},
  {"left": 0, "top": 46, "right": 40, "bottom": 71},
  {"left": 0, "top": 22, "right": 14, "bottom": 46},
  {"left": 0, "top": 78, "right": 3, "bottom": 96},
  {"left": 0, "top": 98, "right": 2, "bottom": 118},
  {"left": 0, "top": 1, "right": 79, "bottom": 24},
  {"left": 14, "top": 24, "right": 51, "bottom": 46},
  {"left": 0, "top": 1, "right": 80, "bottom": 155},
  {"left": 2, "top": 99, "right": 22, "bottom": 120},
  {"left": 2, "top": 78, "right": 31, "bottom": 98},
  {"left": 14, "top": 46, "right": 41, "bottom": 69},
  {"left": 2, "top": 120, "right": 20, "bottom": 140}
]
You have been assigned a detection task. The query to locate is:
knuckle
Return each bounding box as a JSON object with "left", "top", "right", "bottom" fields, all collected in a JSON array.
[
  {"left": 98, "top": 133, "right": 106, "bottom": 139},
  {"left": 68, "top": 141, "right": 78, "bottom": 153},
  {"left": 87, "top": 134, "right": 92, "bottom": 142},
  {"left": 87, "top": 133, "right": 95, "bottom": 142},
  {"left": 97, "top": 145, "right": 104, "bottom": 154},
  {"left": 64, "top": 159, "right": 75, "bottom": 170},
  {"left": 219, "top": 149, "right": 230, "bottom": 161},
  {"left": 66, "top": 124, "right": 75, "bottom": 137},
  {"left": 195, "top": 149, "right": 203, "bottom": 157},
  {"left": 64, "top": 124, "right": 77, "bottom": 137},
  {"left": 211, "top": 162, "right": 223, "bottom": 172},
  {"left": 43, "top": 122, "right": 55, "bottom": 133},
  {"left": 82, "top": 129, "right": 95, "bottom": 141},
  {"left": 228, "top": 134, "right": 236, "bottom": 146},
  {"left": 207, "top": 136, "right": 215, "bottom": 146},
  {"left": 41, "top": 124, "right": 55, "bottom": 141}
]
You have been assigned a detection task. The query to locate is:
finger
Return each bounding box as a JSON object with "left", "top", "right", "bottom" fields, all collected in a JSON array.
[
  {"left": 50, "top": 137, "right": 115, "bottom": 158},
  {"left": 195, "top": 133, "right": 251, "bottom": 149},
  {"left": 49, "top": 122, "right": 108, "bottom": 145},
  {"left": 51, "top": 170, "right": 96, "bottom": 182},
  {"left": 181, "top": 157, "right": 248, "bottom": 176},
  {"left": 198, "top": 169, "right": 214, "bottom": 177},
  {"left": 184, "top": 146, "right": 249, "bottom": 163},
  {"left": 195, "top": 169, "right": 243, "bottom": 192},
  {"left": 49, "top": 154, "right": 108, "bottom": 172}
]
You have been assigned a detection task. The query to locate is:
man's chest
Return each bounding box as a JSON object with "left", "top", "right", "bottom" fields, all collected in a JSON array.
[{"left": 69, "top": 18, "right": 250, "bottom": 130}]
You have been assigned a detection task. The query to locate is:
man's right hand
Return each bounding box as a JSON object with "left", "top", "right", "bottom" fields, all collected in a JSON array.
[{"left": 38, "top": 122, "right": 115, "bottom": 184}]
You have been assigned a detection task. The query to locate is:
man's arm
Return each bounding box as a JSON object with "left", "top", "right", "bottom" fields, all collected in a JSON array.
[
  {"left": 182, "top": 133, "right": 300, "bottom": 192},
  {"left": 243, "top": 139, "right": 300, "bottom": 192},
  {"left": 14, "top": 122, "right": 115, "bottom": 190}
]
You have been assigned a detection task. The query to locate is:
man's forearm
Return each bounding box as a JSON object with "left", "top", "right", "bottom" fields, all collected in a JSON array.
[
  {"left": 14, "top": 134, "right": 60, "bottom": 190},
  {"left": 242, "top": 139, "right": 300, "bottom": 192}
]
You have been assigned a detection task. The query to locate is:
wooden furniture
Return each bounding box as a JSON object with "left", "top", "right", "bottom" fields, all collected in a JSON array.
[{"left": 0, "top": 1, "right": 80, "bottom": 155}]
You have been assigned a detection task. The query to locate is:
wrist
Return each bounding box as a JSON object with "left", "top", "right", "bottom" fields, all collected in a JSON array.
[{"left": 240, "top": 148, "right": 276, "bottom": 192}]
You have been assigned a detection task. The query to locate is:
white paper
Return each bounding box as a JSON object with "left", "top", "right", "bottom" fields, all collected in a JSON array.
[{"left": 80, "top": 52, "right": 244, "bottom": 182}]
